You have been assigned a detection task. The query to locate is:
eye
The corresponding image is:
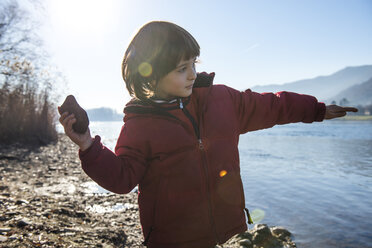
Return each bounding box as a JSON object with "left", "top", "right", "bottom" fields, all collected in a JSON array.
[
  {"left": 193, "top": 59, "right": 200, "bottom": 68},
  {"left": 178, "top": 67, "right": 187, "bottom": 72}
]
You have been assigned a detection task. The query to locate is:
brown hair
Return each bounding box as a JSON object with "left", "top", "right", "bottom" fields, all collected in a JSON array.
[{"left": 122, "top": 21, "right": 200, "bottom": 101}]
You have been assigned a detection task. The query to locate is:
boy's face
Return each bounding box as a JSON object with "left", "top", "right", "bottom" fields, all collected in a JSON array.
[{"left": 154, "top": 57, "right": 197, "bottom": 100}]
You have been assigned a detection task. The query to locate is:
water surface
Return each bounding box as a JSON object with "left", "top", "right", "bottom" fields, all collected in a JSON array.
[{"left": 239, "top": 120, "right": 372, "bottom": 248}]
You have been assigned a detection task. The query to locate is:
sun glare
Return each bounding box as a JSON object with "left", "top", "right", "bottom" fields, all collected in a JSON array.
[{"left": 48, "top": 0, "right": 115, "bottom": 36}]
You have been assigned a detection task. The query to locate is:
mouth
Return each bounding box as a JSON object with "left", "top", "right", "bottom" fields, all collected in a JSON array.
[{"left": 185, "top": 84, "right": 194, "bottom": 89}]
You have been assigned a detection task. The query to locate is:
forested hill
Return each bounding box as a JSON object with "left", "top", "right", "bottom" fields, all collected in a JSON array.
[
  {"left": 86, "top": 107, "right": 123, "bottom": 121},
  {"left": 328, "top": 77, "right": 372, "bottom": 106}
]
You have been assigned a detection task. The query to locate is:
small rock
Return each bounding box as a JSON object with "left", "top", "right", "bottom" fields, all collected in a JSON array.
[
  {"left": 0, "top": 235, "right": 8, "bottom": 242},
  {"left": 34, "top": 181, "right": 43, "bottom": 186},
  {"left": 54, "top": 208, "right": 73, "bottom": 216},
  {"left": 0, "top": 216, "right": 8, "bottom": 222},
  {"left": 271, "top": 226, "right": 291, "bottom": 240},
  {"left": 17, "top": 219, "right": 30, "bottom": 228},
  {"left": 62, "top": 232, "right": 76, "bottom": 236},
  {"left": 251, "top": 224, "right": 272, "bottom": 244},
  {"left": 15, "top": 199, "right": 29, "bottom": 205},
  {"left": 42, "top": 211, "right": 52, "bottom": 218},
  {"left": 6, "top": 211, "right": 18, "bottom": 216},
  {"left": 239, "top": 231, "right": 253, "bottom": 240},
  {"left": 0, "top": 227, "right": 11, "bottom": 232},
  {"left": 7, "top": 206, "right": 17, "bottom": 210},
  {"left": 76, "top": 211, "right": 86, "bottom": 218},
  {"left": 239, "top": 238, "right": 252, "bottom": 247},
  {"left": 8, "top": 234, "right": 18, "bottom": 240},
  {"left": 0, "top": 186, "right": 8, "bottom": 191}
]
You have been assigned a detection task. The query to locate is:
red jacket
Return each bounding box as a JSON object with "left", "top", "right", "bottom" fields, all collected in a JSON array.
[{"left": 79, "top": 72, "right": 326, "bottom": 248}]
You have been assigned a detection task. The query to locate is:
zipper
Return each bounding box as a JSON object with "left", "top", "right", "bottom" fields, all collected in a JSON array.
[
  {"left": 142, "top": 226, "right": 153, "bottom": 246},
  {"left": 179, "top": 99, "right": 200, "bottom": 139},
  {"left": 178, "top": 98, "right": 220, "bottom": 244},
  {"left": 244, "top": 208, "right": 254, "bottom": 225}
]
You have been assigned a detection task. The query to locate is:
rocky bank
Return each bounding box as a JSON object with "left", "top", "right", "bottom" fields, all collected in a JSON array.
[{"left": 0, "top": 134, "right": 296, "bottom": 248}]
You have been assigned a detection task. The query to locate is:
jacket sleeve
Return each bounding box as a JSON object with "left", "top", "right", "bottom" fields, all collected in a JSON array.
[
  {"left": 224, "top": 86, "right": 326, "bottom": 134},
  {"left": 79, "top": 122, "right": 148, "bottom": 194}
]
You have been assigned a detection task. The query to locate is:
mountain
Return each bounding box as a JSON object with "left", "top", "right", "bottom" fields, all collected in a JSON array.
[
  {"left": 86, "top": 107, "right": 123, "bottom": 121},
  {"left": 250, "top": 65, "right": 372, "bottom": 102},
  {"left": 328, "top": 77, "right": 372, "bottom": 106}
]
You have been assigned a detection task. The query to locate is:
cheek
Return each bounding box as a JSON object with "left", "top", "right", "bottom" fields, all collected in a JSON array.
[{"left": 169, "top": 79, "right": 184, "bottom": 90}]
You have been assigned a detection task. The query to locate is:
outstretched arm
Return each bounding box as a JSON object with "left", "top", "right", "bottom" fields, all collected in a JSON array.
[
  {"left": 324, "top": 105, "right": 358, "bottom": 120},
  {"left": 225, "top": 86, "right": 327, "bottom": 133}
]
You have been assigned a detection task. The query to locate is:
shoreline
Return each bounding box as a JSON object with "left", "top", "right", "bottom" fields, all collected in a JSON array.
[
  {"left": 0, "top": 134, "right": 296, "bottom": 247},
  {"left": 337, "top": 115, "right": 372, "bottom": 121}
]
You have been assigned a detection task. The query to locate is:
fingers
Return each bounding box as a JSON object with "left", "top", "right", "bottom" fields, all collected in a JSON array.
[
  {"left": 339, "top": 111, "right": 347, "bottom": 118},
  {"left": 58, "top": 107, "right": 76, "bottom": 127},
  {"left": 325, "top": 105, "right": 358, "bottom": 120},
  {"left": 58, "top": 111, "right": 69, "bottom": 124},
  {"left": 332, "top": 107, "right": 358, "bottom": 116},
  {"left": 332, "top": 111, "right": 346, "bottom": 118},
  {"left": 65, "top": 115, "right": 76, "bottom": 130},
  {"left": 58, "top": 107, "right": 67, "bottom": 122},
  {"left": 342, "top": 107, "right": 358, "bottom": 112},
  {"left": 59, "top": 112, "right": 76, "bottom": 132}
]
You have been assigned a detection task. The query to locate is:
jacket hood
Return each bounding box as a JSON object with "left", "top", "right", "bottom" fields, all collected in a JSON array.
[{"left": 123, "top": 72, "right": 215, "bottom": 119}]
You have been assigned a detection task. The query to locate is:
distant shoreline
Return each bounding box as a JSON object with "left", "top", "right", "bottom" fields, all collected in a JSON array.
[{"left": 338, "top": 115, "right": 372, "bottom": 121}]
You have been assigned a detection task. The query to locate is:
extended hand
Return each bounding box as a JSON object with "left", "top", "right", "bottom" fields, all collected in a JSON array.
[{"left": 324, "top": 105, "right": 358, "bottom": 120}]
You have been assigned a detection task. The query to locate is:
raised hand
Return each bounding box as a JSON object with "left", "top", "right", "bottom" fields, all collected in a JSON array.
[
  {"left": 58, "top": 108, "right": 94, "bottom": 151},
  {"left": 324, "top": 105, "right": 358, "bottom": 120}
]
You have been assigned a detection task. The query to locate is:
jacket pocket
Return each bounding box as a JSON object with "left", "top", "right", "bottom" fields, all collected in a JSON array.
[{"left": 140, "top": 176, "right": 169, "bottom": 246}]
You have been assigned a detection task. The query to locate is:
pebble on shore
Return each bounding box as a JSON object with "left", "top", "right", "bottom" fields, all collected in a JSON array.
[{"left": 0, "top": 134, "right": 296, "bottom": 248}]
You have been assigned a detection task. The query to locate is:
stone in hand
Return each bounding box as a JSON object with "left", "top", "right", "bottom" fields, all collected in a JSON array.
[{"left": 58, "top": 95, "right": 89, "bottom": 134}]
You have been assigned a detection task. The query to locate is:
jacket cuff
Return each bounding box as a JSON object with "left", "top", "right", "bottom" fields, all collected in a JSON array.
[
  {"left": 314, "top": 102, "right": 326, "bottom": 122},
  {"left": 79, "top": 135, "right": 102, "bottom": 162}
]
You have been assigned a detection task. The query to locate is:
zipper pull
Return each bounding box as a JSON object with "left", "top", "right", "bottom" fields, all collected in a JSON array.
[
  {"left": 198, "top": 139, "right": 204, "bottom": 150},
  {"left": 179, "top": 99, "right": 183, "bottom": 109},
  {"left": 244, "top": 208, "right": 254, "bottom": 225}
]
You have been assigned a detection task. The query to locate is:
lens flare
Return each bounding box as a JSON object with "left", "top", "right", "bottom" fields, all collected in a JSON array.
[
  {"left": 138, "top": 62, "right": 152, "bottom": 77},
  {"left": 251, "top": 209, "right": 265, "bottom": 223},
  {"left": 219, "top": 170, "right": 227, "bottom": 177}
]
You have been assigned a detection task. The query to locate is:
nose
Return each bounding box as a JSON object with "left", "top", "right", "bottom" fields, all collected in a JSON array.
[{"left": 188, "top": 66, "right": 197, "bottom": 81}]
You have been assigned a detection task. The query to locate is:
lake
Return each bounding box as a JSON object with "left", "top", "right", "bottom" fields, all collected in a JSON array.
[{"left": 64, "top": 120, "right": 372, "bottom": 248}]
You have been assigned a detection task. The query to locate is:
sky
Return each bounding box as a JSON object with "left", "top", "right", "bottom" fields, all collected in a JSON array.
[{"left": 31, "top": 0, "right": 372, "bottom": 112}]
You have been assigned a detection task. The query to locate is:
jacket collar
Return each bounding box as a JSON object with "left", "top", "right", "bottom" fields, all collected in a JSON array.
[{"left": 193, "top": 71, "right": 215, "bottom": 88}]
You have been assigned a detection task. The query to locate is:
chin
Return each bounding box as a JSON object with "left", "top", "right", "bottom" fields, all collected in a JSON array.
[{"left": 185, "top": 89, "right": 193, "bottom": 96}]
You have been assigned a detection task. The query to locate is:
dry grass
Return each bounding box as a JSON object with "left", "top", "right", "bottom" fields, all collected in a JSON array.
[{"left": 0, "top": 82, "right": 58, "bottom": 145}]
